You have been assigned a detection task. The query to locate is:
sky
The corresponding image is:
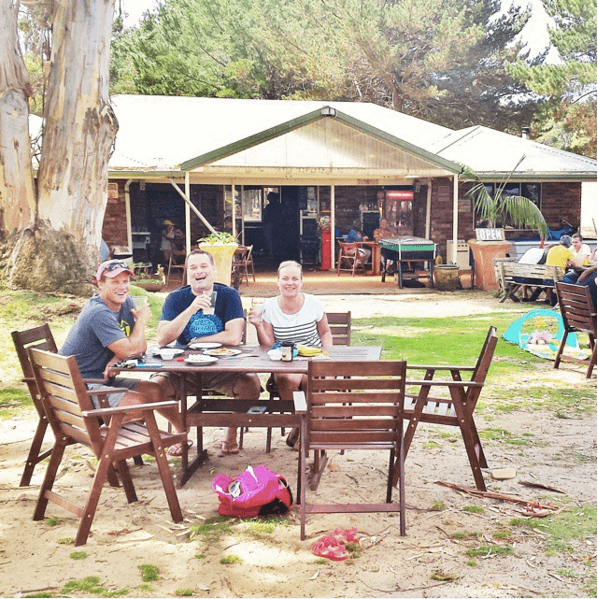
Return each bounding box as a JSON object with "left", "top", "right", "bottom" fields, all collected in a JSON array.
[{"left": 118, "top": 0, "right": 556, "bottom": 60}]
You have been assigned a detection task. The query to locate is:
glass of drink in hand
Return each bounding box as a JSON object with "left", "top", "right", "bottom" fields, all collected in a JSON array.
[{"left": 204, "top": 290, "right": 217, "bottom": 315}]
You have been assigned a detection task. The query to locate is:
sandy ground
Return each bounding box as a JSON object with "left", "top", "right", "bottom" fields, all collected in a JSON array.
[{"left": 0, "top": 293, "right": 596, "bottom": 598}]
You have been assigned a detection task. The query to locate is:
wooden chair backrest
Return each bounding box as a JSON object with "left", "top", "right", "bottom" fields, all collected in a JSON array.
[
  {"left": 12, "top": 324, "right": 58, "bottom": 382},
  {"left": 305, "top": 360, "right": 406, "bottom": 451},
  {"left": 326, "top": 311, "right": 351, "bottom": 346},
  {"left": 555, "top": 282, "right": 597, "bottom": 334},
  {"left": 29, "top": 348, "right": 103, "bottom": 451}
]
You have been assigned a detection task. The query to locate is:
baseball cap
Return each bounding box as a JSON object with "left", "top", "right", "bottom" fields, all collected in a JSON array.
[
  {"left": 559, "top": 235, "right": 572, "bottom": 246},
  {"left": 163, "top": 219, "right": 174, "bottom": 226},
  {"left": 95, "top": 260, "right": 134, "bottom": 282}
]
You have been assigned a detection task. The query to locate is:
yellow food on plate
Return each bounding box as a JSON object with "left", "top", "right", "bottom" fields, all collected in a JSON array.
[
  {"left": 209, "top": 347, "right": 236, "bottom": 355},
  {"left": 297, "top": 345, "right": 322, "bottom": 356}
]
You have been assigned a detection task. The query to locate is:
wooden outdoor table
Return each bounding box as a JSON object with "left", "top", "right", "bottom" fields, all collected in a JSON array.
[
  {"left": 115, "top": 344, "right": 382, "bottom": 486},
  {"left": 361, "top": 241, "right": 381, "bottom": 275}
]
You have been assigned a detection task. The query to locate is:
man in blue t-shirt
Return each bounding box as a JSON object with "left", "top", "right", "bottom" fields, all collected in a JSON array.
[
  {"left": 60, "top": 259, "right": 182, "bottom": 431},
  {"left": 155, "top": 249, "right": 260, "bottom": 456}
]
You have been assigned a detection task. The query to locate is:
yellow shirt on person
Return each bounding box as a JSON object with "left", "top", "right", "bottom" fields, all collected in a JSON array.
[{"left": 546, "top": 245, "right": 574, "bottom": 268}]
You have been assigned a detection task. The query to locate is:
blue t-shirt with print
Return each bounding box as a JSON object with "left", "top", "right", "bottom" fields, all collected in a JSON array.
[{"left": 161, "top": 283, "right": 244, "bottom": 347}]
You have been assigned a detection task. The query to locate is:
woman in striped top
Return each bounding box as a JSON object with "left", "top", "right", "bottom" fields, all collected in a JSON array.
[{"left": 249, "top": 261, "right": 332, "bottom": 444}]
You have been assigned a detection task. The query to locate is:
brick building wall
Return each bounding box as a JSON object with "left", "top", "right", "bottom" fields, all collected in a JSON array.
[{"left": 103, "top": 181, "right": 128, "bottom": 246}]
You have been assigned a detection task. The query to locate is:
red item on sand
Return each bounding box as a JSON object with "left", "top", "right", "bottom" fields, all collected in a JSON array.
[{"left": 311, "top": 528, "right": 359, "bottom": 561}]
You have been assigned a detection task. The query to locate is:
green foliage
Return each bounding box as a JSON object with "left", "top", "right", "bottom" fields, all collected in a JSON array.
[
  {"left": 220, "top": 554, "right": 243, "bottom": 564},
  {"left": 24, "top": 594, "right": 55, "bottom": 598},
  {"left": 175, "top": 590, "right": 193, "bottom": 597},
  {"left": 511, "top": 504, "right": 596, "bottom": 557},
  {"left": 45, "top": 517, "right": 62, "bottom": 527},
  {"left": 463, "top": 505, "right": 485, "bottom": 514},
  {"left": 197, "top": 232, "right": 238, "bottom": 245},
  {"left": 463, "top": 160, "right": 549, "bottom": 237},
  {"left": 466, "top": 544, "right": 514, "bottom": 557},
  {"left": 62, "top": 577, "right": 103, "bottom": 594},
  {"left": 138, "top": 564, "right": 159, "bottom": 582},
  {"left": 431, "top": 500, "right": 447, "bottom": 511},
  {"left": 189, "top": 516, "right": 234, "bottom": 539},
  {"left": 57, "top": 537, "right": 74, "bottom": 545},
  {"left": 69, "top": 551, "right": 87, "bottom": 560}
]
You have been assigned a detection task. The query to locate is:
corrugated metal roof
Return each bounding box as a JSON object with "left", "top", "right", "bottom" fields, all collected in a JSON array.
[
  {"left": 106, "top": 95, "right": 596, "bottom": 180},
  {"left": 431, "top": 125, "right": 597, "bottom": 179}
]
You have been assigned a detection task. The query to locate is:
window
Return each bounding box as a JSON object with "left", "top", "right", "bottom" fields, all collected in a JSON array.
[{"left": 474, "top": 182, "right": 542, "bottom": 228}]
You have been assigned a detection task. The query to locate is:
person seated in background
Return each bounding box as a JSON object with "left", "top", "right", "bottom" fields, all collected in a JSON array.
[
  {"left": 544, "top": 235, "right": 575, "bottom": 305},
  {"left": 374, "top": 218, "right": 398, "bottom": 273},
  {"left": 564, "top": 233, "right": 592, "bottom": 283},
  {"left": 514, "top": 246, "right": 547, "bottom": 301},
  {"left": 248, "top": 261, "right": 332, "bottom": 448},
  {"left": 60, "top": 259, "right": 183, "bottom": 433},
  {"left": 346, "top": 219, "right": 372, "bottom": 265},
  {"left": 152, "top": 249, "right": 261, "bottom": 456},
  {"left": 564, "top": 247, "right": 597, "bottom": 309},
  {"left": 160, "top": 219, "right": 183, "bottom": 265}
]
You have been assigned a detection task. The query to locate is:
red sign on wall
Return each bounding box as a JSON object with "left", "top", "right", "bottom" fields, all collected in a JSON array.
[{"left": 386, "top": 189, "right": 414, "bottom": 200}]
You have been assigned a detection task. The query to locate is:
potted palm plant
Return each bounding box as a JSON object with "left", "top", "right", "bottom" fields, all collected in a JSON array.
[
  {"left": 198, "top": 231, "right": 239, "bottom": 287},
  {"left": 464, "top": 156, "right": 548, "bottom": 291}
]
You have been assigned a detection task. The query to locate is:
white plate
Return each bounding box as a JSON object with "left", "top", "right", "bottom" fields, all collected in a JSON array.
[
  {"left": 203, "top": 348, "right": 243, "bottom": 358},
  {"left": 147, "top": 346, "right": 184, "bottom": 357},
  {"left": 188, "top": 341, "right": 222, "bottom": 350},
  {"left": 184, "top": 354, "right": 219, "bottom": 365}
]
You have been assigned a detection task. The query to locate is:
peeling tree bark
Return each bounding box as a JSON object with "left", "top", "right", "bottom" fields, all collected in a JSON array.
[
  {"left": 0, "top": 0, "right": 118, "bottom": 294},
  {"left": 0, "top": 0, "right": 36, "bottom": 233}
]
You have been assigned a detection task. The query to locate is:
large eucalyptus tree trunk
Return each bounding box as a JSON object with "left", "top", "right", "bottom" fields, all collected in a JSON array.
[{"left": 0, "top": 0, "right": 118, "bottom": 294}]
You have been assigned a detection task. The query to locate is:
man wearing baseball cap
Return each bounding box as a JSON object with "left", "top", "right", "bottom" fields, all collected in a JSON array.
[{"left": 59, "top": 259, "right": 182, "bottom": 430}]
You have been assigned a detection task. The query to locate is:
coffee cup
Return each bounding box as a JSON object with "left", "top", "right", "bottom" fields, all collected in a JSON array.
[{"left": 280, "top": 341, "right": 295, "bottom": 362}]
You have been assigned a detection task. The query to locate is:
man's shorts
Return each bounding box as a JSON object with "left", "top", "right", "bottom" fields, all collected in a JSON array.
[
  {"left": 151, "top": 371, "right": 249, "bottom": 397},
  {"left": 87, "top": 377, "right": 140, "bottom": 408}
]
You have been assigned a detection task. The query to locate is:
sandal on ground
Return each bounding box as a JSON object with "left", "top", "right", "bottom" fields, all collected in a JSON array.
[
  {"left": 219, "top": 441, "right": 240, "bottom": 456},
  {"left": 286, "top": 427, "right": 300, "bottom": 449},
  {"left": 167, "top": 439, "right": 193, "bottom": 457}
]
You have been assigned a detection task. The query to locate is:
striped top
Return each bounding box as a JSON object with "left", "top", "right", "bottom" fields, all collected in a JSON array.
[{"left": 262, "top": 293, "right": 325, "bottom": 347}]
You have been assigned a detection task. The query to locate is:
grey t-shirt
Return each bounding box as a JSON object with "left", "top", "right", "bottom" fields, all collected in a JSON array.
[{"left": 60, "top": 295, "right": 135, "bottom": 379}]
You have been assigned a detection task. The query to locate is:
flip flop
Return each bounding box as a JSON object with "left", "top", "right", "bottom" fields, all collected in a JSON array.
[
  {"left": 219, "top": 441, "right": 240, "bottom": 456},
  {"left": 167, "top": 439, "right": 193, "bottom": 457}
]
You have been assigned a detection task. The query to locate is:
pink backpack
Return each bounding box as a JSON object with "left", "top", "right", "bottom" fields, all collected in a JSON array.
[{"left": 212, "top": 465, "right": 293, "bottom": 518}]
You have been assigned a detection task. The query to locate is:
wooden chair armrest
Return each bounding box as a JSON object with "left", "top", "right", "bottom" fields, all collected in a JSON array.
[
  {"left": 406, "top": 365, "right": 476, "bottom": 372},
  {"left": 406, "top": 380, "right": 484, "bottom": 388},
  {"left": 293, "top": 390, "right": 308, "bottom": 413},
  {"left": 81, "top": 400, "right": 178, "bottom": 419}
]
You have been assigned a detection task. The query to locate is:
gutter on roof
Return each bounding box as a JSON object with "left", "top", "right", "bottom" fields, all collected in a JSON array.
[
  {"left": 181, "top": 105, "right": 463, "bottom": 174},
  {"left": 471, "top": 172, "right": 597, "bottom": 182}
]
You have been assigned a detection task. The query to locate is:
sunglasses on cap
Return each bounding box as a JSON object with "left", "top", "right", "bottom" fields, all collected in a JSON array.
[{"left": 103, "top": 261, "right": 130, "bottom": 272}]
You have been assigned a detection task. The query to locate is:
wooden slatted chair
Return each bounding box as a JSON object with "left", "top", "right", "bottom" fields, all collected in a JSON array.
[
  {"left": 337, "top": 241, "right": 366, "bottom": 277},
  {"left": 11, "top": 324, "right": 58, "bottom": 487},
  {"left": 394, "top": 326, "right": 497, "bottom": 491},
  {"left": 260, "top": 312, "right": 352, "bottom": 452},
  {"left": 233, "top": 245, "right": 256, "bottom": 285},
  {"left": 293, "top": 360, "right": 407, "bottom": 540},
  {"left": 166, "top": 250, "right": 186, "bottom": 289},
  {"left": 29, "top": 348, "right": 185, "bottom": 546},
  {"left": 554, "top": 282, "right": 596, "bottom": 378}
]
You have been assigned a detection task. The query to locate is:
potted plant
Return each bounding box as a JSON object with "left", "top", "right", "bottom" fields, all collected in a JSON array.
[
  {"left": 198, "top": 232, "right": 239, "bottom": 287},
  {"left": 464, "top": 156, "right": 549, "bottom": 291},
  {"left": 131, "top": 265, "right": 166, "bottom": 292}
]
